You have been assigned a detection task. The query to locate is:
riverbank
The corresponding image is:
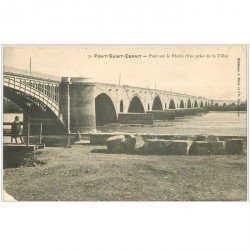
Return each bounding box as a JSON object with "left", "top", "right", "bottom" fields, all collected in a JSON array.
[{"left": 3, "top": 145, "right": 247, "bottom": 201}]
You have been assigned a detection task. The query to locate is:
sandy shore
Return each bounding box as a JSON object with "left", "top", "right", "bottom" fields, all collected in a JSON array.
[{"left": 3, "top": 145, "right": 247, "bottom": 201}]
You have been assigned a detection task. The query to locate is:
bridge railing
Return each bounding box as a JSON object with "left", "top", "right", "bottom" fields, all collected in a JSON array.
[
  {"left": 3, "top": 74, "right": 60, "bottom": 114},
  {"left": 3, "top": 66, "right": 61, "bottom": 82}
]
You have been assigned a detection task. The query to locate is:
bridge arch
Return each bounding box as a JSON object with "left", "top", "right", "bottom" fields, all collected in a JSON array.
[
  {"left": 169, "top": 99, "right": 176, "bottom": 109},
  {"left": 128, "top": 95, "right": 145, "bottom": 113},
  {"left": 187, "top": 99, "right": 191, "bottom": 108},
  {"left": 4, "top": 88, "right": 49, "bottom": 115},
  {"left": 120, "top": 100, "right": 124, "bottom": 112},
  {"left": 95, "top": 93, "right": 117, "bottom": 125},
  {"left": 152, "top": 96, "right": 163, "bottom": 110},
  {"left": 3, "top": 86, "right": 65, "bottom": 133},
  {"left": 200, "top": 101, "right": 204, "bottom": 108},
  {"left": 194, "top": 100, "right": 198, "bottom": 108},
  {"left": 180, "top": 100, "right": 184, "bottom": 108}
]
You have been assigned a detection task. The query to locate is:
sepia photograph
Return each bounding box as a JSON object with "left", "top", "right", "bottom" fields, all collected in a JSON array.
[
  {"left": 2, "top": 45, "right": 247, "bottom": 201},
  {"left": 1, "top": 1, "right": 250, "bottom": 250}
]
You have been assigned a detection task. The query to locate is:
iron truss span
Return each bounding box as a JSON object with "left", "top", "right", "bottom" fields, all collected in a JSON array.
[{"left": 3, "top": 70, "right": 60, "bottom": 117}]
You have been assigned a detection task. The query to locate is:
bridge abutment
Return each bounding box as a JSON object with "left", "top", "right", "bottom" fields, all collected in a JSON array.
[{"left": 69, "top": 79, "right": 96, "bottom": 133}]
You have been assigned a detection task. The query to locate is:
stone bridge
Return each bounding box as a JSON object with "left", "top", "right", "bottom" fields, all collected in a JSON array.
[{"left": 3, "top": 66, "right": 237, "bottom": 133}]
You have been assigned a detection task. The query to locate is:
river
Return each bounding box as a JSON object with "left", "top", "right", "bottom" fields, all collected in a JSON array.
[
  {"left": 97, "top": 111, "right": 247, "bottom": 136},
  {"left": 3, "top": 111, "right": 247, "bottom": 137}
]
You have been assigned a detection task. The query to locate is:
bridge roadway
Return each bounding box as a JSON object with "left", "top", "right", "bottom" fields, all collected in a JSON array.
[{"left": 3, "top": 66, "right": 237, "bottom": 133}]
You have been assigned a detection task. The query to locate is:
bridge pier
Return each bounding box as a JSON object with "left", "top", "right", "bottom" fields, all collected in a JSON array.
[
  {"left": 70, "top": 79, "right": 96, "bottom": 133},
  {"left": 60, "top": 78, "right": 71, "bottom": 133}
]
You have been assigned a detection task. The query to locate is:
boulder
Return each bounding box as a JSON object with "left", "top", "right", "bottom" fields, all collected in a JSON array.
[
  {"left": 207, "top": 135, "right": 219, "bottom": 143},
  {"left": 173, "top": 135, "right": 187, "bottom": 140},
  {"left": 194, "top": 134, "right": 207, "bottom": 141},
  {"left": 134, "top": 135, "right": 145, "bottom": 154},
  {"left": 143, "top": 139, "right": 192, "bottom": 155},
  {"left": 209, "top": 141, "right": 225, "bottom": 155},
  {"left": 143, "top": 139, "right": 172, "bottom": 155},
  {"left": 90, "top": 133, "right": 123, "bottom": 145},
  {"left": 106, "top": 134, "right": 136, "bottom": 153},
  {"left": 169, "top": 140, "right": 193, "bottom": 155},
  {"left": 189, "top": 141, "right": 210, "bottom": 155},
  {"left": 190, "top": 141, "right": 225, "bottom": 155},
  {"left": 225, "top": 139, "right": 244, "bottom": 154},
  {"left": 124, "top": 134, "right": 136, "bottom": 146},
  {"left": 141, "top": 134, "right": 158, "bottom": 141}
]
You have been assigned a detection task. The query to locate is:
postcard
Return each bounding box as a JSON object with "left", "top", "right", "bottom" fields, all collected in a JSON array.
[{"left": 2, "top": 45, "right": 247, "bottom": 201}]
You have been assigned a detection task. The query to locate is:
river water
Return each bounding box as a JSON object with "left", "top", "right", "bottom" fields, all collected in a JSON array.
[
  {"left": 3, "top": 111, "right": 247, "bottom": 137},
  {"left": 98, "top": 111, "right": 247, "bottom": 136}
]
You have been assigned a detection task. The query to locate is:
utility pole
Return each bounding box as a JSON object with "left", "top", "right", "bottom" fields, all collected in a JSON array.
[
  {"left": 119, "top": 73, "right": 121, "bottom": 85},
  {"left": 29, "top": 57, "right": 32, "bottom": 75}
]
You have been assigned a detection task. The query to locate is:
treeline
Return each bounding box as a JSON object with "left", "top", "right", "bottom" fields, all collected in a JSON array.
[
  {"left": 207, "top": 102, "right": 247, "bottom": 111},
  {"left": 3, "top": 98, "right": 22, "bottom": 113}
]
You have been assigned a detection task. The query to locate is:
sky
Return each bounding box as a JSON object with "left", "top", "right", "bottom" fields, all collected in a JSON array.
[{"left": 3, "top": 45, "right": 247, "bottom": 101}]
